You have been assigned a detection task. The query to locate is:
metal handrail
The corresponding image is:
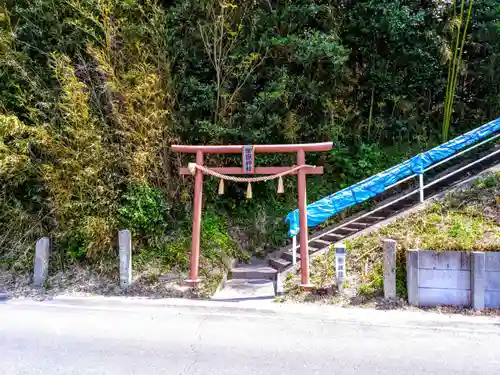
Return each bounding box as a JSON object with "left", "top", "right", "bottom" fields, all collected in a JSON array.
[
  {"left": 424, "top": 146, "right": 500, "bottom": 190},
  {"left": 300, "top": 131, "right": 499, "bottom": 252},
  {"left": 386, "top": 132, "right": 500, "bottom": 190},
  {"left": 287, "top": 132, "right": 499, "bottom": 264},
  {"left": 307, "top": 188, "right": 419, "bottom": 244},
  {"left": 425, "top": 133, "right": 500, "bottom": 172}
]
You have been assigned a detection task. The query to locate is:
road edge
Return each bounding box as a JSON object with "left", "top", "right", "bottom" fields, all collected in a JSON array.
[{"left": 4, "top": 295, "right": 500, "bottom": 333}]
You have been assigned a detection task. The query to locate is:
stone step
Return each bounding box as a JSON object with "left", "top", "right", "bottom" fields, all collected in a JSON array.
[
  {"left": 282, "top": 250, "right": 300, "bottom": 262},
  {"left": 348, "top": 222, "right": 370, "bottom": 228},
  {"left": 351, "top": 222, "right": 372, "bottom": 227},
  {"left": 281, "top": 243, "right": 321, "bottom": 261},
  {"left": 309, "top": 245, "right": 321, "bottom": 254},
  {"left": 309, "top": 238, "right": 331, "bottom": 249},
  {"left": 375, "top": 203, "right": 416, "bottom": 215},
  {"left": 231, "top": 265, "right": 277, "bottom": 280},
  {"left": 269, "top": 257, "right": 291, "bottom": 272},
  {"left": 377, "top": 208, "right": 398, "bottom": 214},
  {"left": 336, "top": 226, "right": 359, "bottom": 233},
  {"left": 322, "top": 233, "right": 345, "bottom": 242},
  {"left": 386, "top": 207, "right": 404, "bottom": 213},
  {"left": 391, "top": 202, "right": 416, "bottom": 210},
  {"left": 363, "top": 215, "right": 386, "bottom": 221}
]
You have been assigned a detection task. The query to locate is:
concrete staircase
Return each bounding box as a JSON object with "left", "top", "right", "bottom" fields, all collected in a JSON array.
[
  {"left": 213, "top": 144, "right": 500, "bottom": 300},
  {"left": 213, "top": 259, "right": 277, "bottom": 302}
]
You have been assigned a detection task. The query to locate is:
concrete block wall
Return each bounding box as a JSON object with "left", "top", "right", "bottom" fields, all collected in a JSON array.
[
  {"left": 407, "top": 250, "right": 500, "bottom": 309},
  {"left": 485, "top": 253, "right": 500, "bottom": 308}
]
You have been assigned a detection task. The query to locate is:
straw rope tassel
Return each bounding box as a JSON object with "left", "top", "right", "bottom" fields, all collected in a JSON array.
[
  {"left": 246, "top": 182, "right": 253, "bottom": 199},
  {"left": 218, "top": 178, "right": 225, "bottom": 195},
  {"left": 186, "top": 163, "right": 316, "bottom": 199},
  {"left": 277, "top": 176, "right": 284, "bottom": 194}
]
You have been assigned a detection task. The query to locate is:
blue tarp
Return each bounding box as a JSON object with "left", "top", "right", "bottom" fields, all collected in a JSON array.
[{"left": 286, "top": 117, "right": 500, "bottom": 236}]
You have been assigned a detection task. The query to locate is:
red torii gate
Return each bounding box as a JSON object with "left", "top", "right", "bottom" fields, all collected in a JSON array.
[{"left": 172, "top": 142, "right": 333, "bottom": 289}]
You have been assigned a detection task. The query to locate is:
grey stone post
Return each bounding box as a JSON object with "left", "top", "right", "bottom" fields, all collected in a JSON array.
[
  {"left": 407, "top": 250, "right": 419, "bottom": 306},
  {"left": 383, "top": 239, "right": 397, "bottom": 300},
  {"left": 471, "top": 251, "right": 485, "bottom": 309},
  {"left": 33, "top": 237, "right": 50, "bottom": 287},
  {"left": 119, "top": 230, "right": 132, "bottom": 288}
]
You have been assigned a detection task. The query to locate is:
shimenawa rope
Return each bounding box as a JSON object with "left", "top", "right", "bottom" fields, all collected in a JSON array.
[{"left": 187, "top": 163, "right": 316, "bottom": 198}]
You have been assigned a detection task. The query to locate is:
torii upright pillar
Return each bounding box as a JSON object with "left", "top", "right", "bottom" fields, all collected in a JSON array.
[{"left": 172, "top": 142, "right": 333, "bottom": 289}]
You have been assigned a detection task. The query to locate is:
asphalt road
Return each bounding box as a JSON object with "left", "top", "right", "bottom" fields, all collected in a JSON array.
[{"left": 1, "top": 299, "right": 500, "bottom": 375}]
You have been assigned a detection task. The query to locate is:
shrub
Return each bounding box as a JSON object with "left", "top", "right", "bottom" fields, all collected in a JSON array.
[{"left": 118, "top": 184, "right": 170, "bottom": 237}]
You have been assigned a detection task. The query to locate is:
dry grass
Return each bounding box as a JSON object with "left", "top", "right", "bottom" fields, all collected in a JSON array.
[{"left": 284, "top": 172, "right": 500, "bottom": 305}]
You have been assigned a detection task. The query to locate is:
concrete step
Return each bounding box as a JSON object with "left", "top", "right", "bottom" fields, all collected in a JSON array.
[
  {"left": 282, "top": 250, "right": 299, "bottom": 262},
  {"left": 269, "top": 257, "right": 291, "bottom": 272},
  {"left": 363, "top": 215, "right": 386, "bottom": 221},
  {"left": 336, "top": 226, "right": 359, "bottom": 233},
  {"left": 231, "top": 265, "right": 277, "bottom": 280},
  {"left": 388, "top": 206, "right": 409, "bottom": 213},
  {"left": 211, "top": 279, "right": 275, "bottom": 302},
  {"left": 351, "top": 222, "right": 372, "bottom": 227},
  {"left": 349, "top": 222, "right": 370, "bottom": 228},
  {"left": 309, "top": 238, "right": 331, "bottom": 249},
  {"left": 377, "top": 208, "right": 399, "bottom": 214},
  {"left": 322, "top": 233, "right": 345, "bottom": 242},
  {"left": 392, "top": 202, "right": 416, "bottom": 209},
  {"left": 281, "top": 243, "right": 321, "bottom": 261}
]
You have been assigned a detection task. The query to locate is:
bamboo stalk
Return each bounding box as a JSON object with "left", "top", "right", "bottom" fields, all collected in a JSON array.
[
  {"left": 443, "top": 0, "right": 458, "bottom": 139},
  {"left": 442, "top": 0, "right": 473, "bottom": 141},
  {"left": 368, "top": 86, "right": 375, "bottom": 139},
  {"left": 444, "top": 0, "right": 465, "bottom": 141},
  {"left": 448, "top": 0, "right": 474, "bottom": 122}
]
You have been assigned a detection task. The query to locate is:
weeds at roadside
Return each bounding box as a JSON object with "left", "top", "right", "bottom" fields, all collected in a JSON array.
[{"left": 284, "top": 173, "right": 500, "bottom": 306}]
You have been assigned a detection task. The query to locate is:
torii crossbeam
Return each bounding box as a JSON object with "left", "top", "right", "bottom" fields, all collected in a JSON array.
[{"left": 172, "top": 142, "right": 333, "bottom": 289}]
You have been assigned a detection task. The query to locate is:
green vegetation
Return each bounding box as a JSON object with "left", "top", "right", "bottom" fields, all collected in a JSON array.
[
  {"left": 347, "top": 172, "right": 500, "bottom": 300},
  {"left": 309, "top": 245, "right": 336, "bottom": 291},
  {"left": 0, "top": 1, "right": 499, "bottom": 279},
  {"left": 285, "top": 173, "right": 500, "bottom": 304},
  {"left": 442, "top": 0, "right": 475, "bottom": 141}
]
